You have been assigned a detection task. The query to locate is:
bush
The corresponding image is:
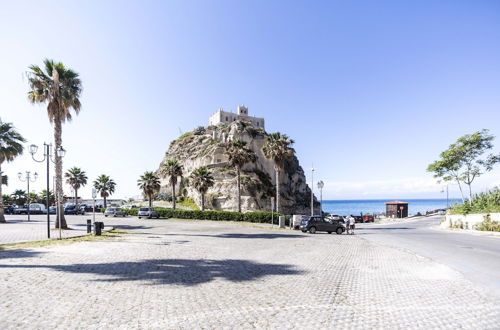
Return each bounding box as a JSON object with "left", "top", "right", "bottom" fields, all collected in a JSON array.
[
  {"left": 124, "top": 208, "right": 139, "bottom": 216},
  {"left": 134, "top": 207, "right": 289, "bottom": 224},
  {"left": 476, "top": 215, "right": 500, "bottom": 232},
  {"left": 450, "top": 187, "right": 500, "bottom": 215}
]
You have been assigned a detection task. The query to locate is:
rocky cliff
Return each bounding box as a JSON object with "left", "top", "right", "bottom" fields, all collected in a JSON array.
[{"left": 157, "top": 121, "right": 318, "bottom": 214}]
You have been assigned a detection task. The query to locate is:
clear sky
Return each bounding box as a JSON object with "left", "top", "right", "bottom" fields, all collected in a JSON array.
[{"left": 1, "top": 0, "right": 499, "bottom": 200}]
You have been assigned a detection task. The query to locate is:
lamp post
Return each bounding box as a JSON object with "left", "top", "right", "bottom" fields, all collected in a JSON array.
[
  {"left": 92, "top": 188, "right": 97, "bottom": 230},
  {"left": 317, "top": 180, "right": 324, "bottom": 216},
  {"left": 441, "top": 184, "right": 449, "bottom": 209},
  {"left": 30, "top": 143, "right": 66, "bottom": 238},
  {"left": 17, "top": 171, "right": 37, "bottom": 221},
  {"left": 310, "top": 166, "right": 315, "bottom": 216}
]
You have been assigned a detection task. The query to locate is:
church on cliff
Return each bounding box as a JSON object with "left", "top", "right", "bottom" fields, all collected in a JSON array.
[{"left": 209, "top": 105, "right": 265, "bottom": 129}]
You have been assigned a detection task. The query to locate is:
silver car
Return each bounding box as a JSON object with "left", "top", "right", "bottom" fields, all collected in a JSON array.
[
  {"left": 104, "top": 207, "right": 126, "bottom": 217},
  {"left": 137, "top": 207, "right": 160, "bottom": 219}
]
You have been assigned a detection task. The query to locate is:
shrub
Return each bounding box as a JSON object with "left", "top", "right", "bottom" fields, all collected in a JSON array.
[
  {"left": 137, "top": 207, "right": 290, "bottom": 224},
  {"left": 476, "top": 215, "right": 500, "bottom": 232},
  {"left": 450, "top": 187, "right": 500, "bottom": 215}
]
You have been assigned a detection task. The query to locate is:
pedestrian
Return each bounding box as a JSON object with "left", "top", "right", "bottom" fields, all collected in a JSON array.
[
  {"left": 345, "top": 216, "right": 351, "bottom": 234},
  {"left": 350, "top": 216, "right": 356, "bottom": 235}
]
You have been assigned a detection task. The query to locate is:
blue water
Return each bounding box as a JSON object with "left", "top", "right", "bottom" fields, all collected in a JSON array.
[{"left": 321, "top": 199, "right": 460, "bottom": 216}]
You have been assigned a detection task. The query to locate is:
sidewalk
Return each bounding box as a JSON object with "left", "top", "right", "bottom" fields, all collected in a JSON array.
[{"left": 0, "top": 216, "right": 112, "bottom": 245}]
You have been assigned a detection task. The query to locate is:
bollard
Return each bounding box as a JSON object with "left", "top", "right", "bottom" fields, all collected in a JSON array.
[
  {"left": 279, "top": 216, "right": 285, "bottom": 228},
  {"left": 86, "top": 219, "right": 92, "bottom": 233}
]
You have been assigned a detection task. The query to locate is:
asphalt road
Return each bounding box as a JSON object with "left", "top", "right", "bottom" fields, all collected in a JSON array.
[{"left": 356, "top": 216, "right": 500, "bottom": 299}]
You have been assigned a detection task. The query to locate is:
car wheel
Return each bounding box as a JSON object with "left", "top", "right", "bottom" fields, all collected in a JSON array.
[
  {"left": 301, "top": 230, "right": 306, "bottom": 233},
  {"left": 327, "top": 231, "right": 332, "bottom": 234},
  {"left": 336, "top": 227, "right": 343, "bottom": 235},
  {"left": 138, "top": 217, "right": 141, "bottom": 219},
  {"left": 104, "top": 215, "right": 108, "bottom": 217},
  {"left": 309, "top": 227, "right": 316, "bottom": 234}
]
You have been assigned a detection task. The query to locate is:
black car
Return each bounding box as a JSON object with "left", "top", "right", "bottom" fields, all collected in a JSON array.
[
  {"left": 300, "top": 216, "right": 345, "bottom": 234},
  {"left": 4, "top": 205, "right": 16, "bottom": 215},
  {"left": 64, "top": 205, "right": 84, "bottom": 215}
]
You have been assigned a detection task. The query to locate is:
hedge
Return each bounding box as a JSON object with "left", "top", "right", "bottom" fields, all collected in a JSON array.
[{"left": 124, "top": 207, "right": 289, "bottom": 224}]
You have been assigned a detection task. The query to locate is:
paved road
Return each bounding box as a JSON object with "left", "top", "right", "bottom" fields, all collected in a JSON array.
[
  {"left": 1, "top": 218, "right": 499, "bottom": 328},
  {"left": 357, "top": 216, "right": 500, "bottom": 298}
]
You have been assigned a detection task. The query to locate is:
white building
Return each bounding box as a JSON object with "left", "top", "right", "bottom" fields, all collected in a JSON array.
[{"left": 209, "top": 105, "right": 265, "bottom": 129}]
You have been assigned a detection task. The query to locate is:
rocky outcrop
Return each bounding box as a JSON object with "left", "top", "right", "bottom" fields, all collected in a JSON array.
[{"left": 157, "top": 122, "right": 318, "bottom": 214}]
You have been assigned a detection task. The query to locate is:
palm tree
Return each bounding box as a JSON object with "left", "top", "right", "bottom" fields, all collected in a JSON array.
[
  {"left": 39, "top": 190, "right": 55, "bottom": 207},
  {"left": 190, "top": 166, "right": 215, "bottom": 211},
  {"left": 225, "top": 139, "right": 257, "bottom": 212},
  {"left": 137, "top": 171, "right": 161, "bottom": 207},
  {"left": 27, "top": 59, "right": 82, "bottom": 229},
  {"left": 262, "top": 132, "right": 295, "bottom": 213},
  {"left": 65, "top": 167, "right": 88, "bottom": 208},
  {"left": 161, "top": 160, "right": 183, "bottom": 209},
  {"left": 0, "top": 120, "right": 26, "bottom": 222},
  {"left": 11, "top": 190, "right": 27, "bottom": 206},
  {"left": 93, "top": 175, "right": 116, "bottom": 208}
]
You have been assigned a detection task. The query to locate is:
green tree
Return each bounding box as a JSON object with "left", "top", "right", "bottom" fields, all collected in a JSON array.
[
  {"left": 65, "top": 167, "right": 88, "bottom": 208},
  {"left": 161, "top": 160, "right": 183, "bottom": 209},
  {"left": 93, "top": 175, "right": 116, "bottom": 208},
  {"left": 2, "top": 194, "right": 12, "bottom": 206},
  {"left": 189, "top": 166, "right": 215, "bottom": 211},
  {"left": 11, "top": 190, "right": 27, "bottom": 206},
  {"left": 427, "top": 129, "right": 500, "bottom": 202},
  {"left": 27, "top": 59, "right": 83, "bottom": 229},
  {"left": 39, "top": 190, "right": 55, "bottom": 206},
  {"left": 0, "top": 120, "right": 26, "bottom": 222},
  {"left": 225, "top": 139, "right": 257, "bottom": 212},
  {"left": 137, "top": 171, "right": 161, "bottom": 207},
  {"left": 262, "top": 132, "right": 295, "bottom": 213}
]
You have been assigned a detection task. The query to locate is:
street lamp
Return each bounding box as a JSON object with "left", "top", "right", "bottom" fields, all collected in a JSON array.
[
  {"left": 317, "top": 180, "right": 324, "bottom": 216},
  {"left": 17, "top": 171, "right": 37, "bottom": 221},
  {"left": 92, "top": 188, "right": 97, "bottom": 231},
  {"left": 30, "top": 143, "right": 65, "bottom": 238},
  {"left": 310, "top": 166, "right": 315, "bottom": 216},
  {"left": 441, "top": 184, "right": 449, "bottom": 209}
]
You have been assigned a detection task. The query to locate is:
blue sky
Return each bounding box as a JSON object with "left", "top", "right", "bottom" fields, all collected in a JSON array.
[{"left": 1, "top": 0, "right": 499, "bottom": 200}]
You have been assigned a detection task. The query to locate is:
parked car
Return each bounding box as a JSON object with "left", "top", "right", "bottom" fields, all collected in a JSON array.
[
  {"left": 138, "top": 207, "right": 160, "bottom": 219},
  {"left": 14, "top": 205, "right": 29, "bottom": 214},
  {"left": 326, "top": 214, "right": 345, "bottom": 223},
  {"left": 104, "top": 207, "right": 126, "bottom": 217},
  {"left": 64, "top": 205, "right": 84, "bottom": 215},
  {"left": 4, "top": 205, "right": 16, "bottom": 214},
  {"left": 300, "top": 216, "right": 345, "bottom": 234},
  {"left": 350, "top": 215, "right": 364, "bottom": 223},
  {"left": 362, "top": 215, "right": 375, "bottom": 223},
  {"left": 49, "top": 206, "right": 57, "bottom": 214},
  {"left": 123, "top": 205, "right": 137, "bottom": 209}
]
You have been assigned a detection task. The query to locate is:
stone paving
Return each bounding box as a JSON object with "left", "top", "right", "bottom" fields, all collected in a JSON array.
[{"left": 0, "top": 218, "right": 499, "bottom": 329}]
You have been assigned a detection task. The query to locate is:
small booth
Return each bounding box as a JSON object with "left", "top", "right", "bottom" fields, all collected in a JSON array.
[{"left": 385, "top": 201, "right": 409, "bottom": 218}]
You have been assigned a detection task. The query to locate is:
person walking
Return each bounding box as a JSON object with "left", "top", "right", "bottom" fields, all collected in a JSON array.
[
  {"left": 345, "top": 216, "right": 351, "bottom": 234},
  {"left": 350, "top": 216, "right": 356, "bottom": 235}
]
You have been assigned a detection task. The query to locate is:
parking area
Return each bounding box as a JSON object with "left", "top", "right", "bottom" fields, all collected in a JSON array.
[{"left": 0, "top": 216, "right": 499, "bottom": 328}]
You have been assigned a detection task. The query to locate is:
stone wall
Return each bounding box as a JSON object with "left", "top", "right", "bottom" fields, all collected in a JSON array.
[{"left": 442, "top": 213, "right": 500, "bottom": 230}]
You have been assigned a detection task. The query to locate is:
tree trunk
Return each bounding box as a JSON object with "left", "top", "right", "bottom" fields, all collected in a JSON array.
[
  {"left": 467, "top": 183, "right": 473, "bottom": 204},
  {"left": 201, "top": 193, "right": 205, "bottom": 211},
  {"left": 75, "top": 188, "right": 78, "bottom": 209},
  {"left": 0, "top": 162, "right": 5, "bottom": 223},
  {"left": 455, "top": 178, "right": 465, "bottom": 204},
  {"left": 104, "top": 196, "right": 107, "bottom": 209},
  {"left": 54, "top": 120, "right": 68, "bottom": 229},
  {"left": 237, "top": 167, "right": 241, "bottom": 213},
  {"left": 275, "top": 168, "right": 280, "bottom": 214},
  {"left": 172, "top": 183, "right": 176, "bottom": 209},
  {"left": 149, "top": 193, "right": 152, "bottom": 207}
]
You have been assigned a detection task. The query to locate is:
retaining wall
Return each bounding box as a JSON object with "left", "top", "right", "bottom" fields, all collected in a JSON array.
[{"left": 442, "top": 213, "right": 500, "bottom": 230}]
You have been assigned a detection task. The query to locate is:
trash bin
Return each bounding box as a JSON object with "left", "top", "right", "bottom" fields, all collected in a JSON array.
[
  {"left": 86, "top": 219, "right": 92, "bottom": 233},
  {"left": 95, "top": 221, "right": 104, "bottom": 236}
]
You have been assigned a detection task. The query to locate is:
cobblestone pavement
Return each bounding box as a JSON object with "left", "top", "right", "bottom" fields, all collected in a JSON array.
[
  {"left": 0, "top": 214, "right": 123, "bottom": 244},
  {"left": 1, "top": 218, "right": 499, "bottom": 329}
]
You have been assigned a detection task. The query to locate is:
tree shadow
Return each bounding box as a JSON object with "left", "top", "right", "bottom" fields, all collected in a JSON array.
[
  {"left": 358, "top": 227, "right": 415, "bottom": 230},
  {"left": 0, "top": 258, "right": 304, "bottom": 286},
  {"left": 163, "top": 233, "right": 304, "bottom": 240},
  {"left": 0, "top": 248, "right": 45, "bottom": 260}
]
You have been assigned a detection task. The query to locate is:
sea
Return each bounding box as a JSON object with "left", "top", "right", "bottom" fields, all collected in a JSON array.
[{"left": 321, "top": 199, "right": 461, "bottom": 216}]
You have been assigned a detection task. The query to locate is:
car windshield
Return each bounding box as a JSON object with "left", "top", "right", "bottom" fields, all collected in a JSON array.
[{"left": 140, "top": 207, "right": 149, "bottom": 211}]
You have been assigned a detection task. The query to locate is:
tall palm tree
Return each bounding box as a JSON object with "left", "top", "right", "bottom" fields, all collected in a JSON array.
[
  {"left": 225, "top": 139, "right": 257, "bottom": 212},
  {"left": 27, "top": 59, "right": 82, "bottom": 229},
  {"left": 190, "top": 166, "right": 215, "bottom": 211},
  {"left": 65, "top": 167, "right": 88, "bottom": 208},
  {"left": 262, "top": 132, "right": 295, "bottom": 213},
  {"left": 0, "top": 120, "right": 26, "bottom": 222},
  {"left": 93, "top": 175, "right": 116, "bottom": 208},
  {"left": 39, "top": 189, "right": 55, "bottom": 207},
  {"left": 161, "top": 160, "right": 183, "bottom": 209},
  {"left": 11, "top": 190, "right": 27, "bottom": 206},
  {"left": 137, "top": 171, "right": 161, "bottom": 207}
]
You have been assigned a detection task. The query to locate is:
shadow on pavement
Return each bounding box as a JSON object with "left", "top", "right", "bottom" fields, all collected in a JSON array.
[
  {"left": 163, "top": 233, "right": 304, "bottom": 239},
  {"left": 0, "top": 258, "right": 304, "bottom": 286},
  {"left": 0, "top": 248, "right": 45, "bottom": 260},
  {"left": 358, "top": 227, "right": 415, "bottom": 231}
]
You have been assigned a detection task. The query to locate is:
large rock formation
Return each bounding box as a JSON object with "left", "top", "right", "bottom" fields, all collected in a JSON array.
[{"left": 157, "top": 121, "right": 318, "bottom": 214}]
